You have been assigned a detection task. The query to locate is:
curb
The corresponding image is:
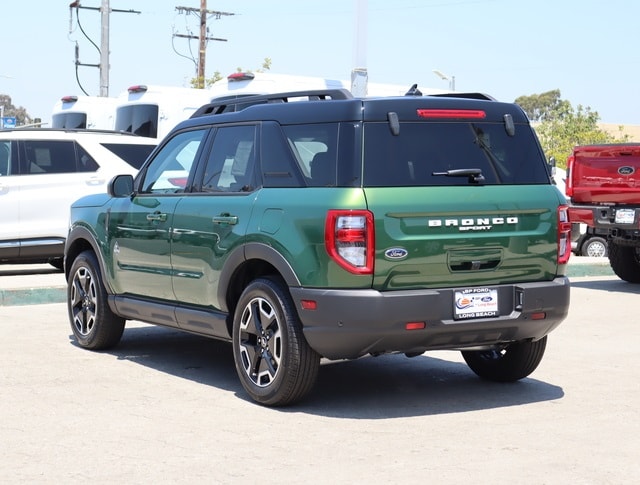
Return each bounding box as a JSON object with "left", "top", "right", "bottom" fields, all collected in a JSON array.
[
  {"left": 0, "top": 263, "right": 615, "bottom": 307},
  {"left": 0, "top": 286, "right": 67, "bottom": 307}
]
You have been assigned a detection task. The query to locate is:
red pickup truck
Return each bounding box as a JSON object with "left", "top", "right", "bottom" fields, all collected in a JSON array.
[{"left": 566, "top": 143, "right": 640, "bottom": 282}]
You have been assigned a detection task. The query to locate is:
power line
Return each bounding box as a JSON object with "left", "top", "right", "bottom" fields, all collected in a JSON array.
[{"left": 174, "top": 1, "right": 235, "bottom": 88}]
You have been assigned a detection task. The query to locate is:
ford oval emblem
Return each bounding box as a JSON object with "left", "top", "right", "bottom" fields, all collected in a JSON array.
[
  {"left": 618, "top": 166, "right": 635, "bottom": 175},
  {"left": 384, "top": 247, "right": 408, "bottom": 260}
]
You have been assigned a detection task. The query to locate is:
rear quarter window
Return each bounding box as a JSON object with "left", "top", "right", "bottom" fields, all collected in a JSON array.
[
  {"left": 101, "top": 142, "right": 157, "bottom": 169},
  {"left": 363, "top": 122, "right": 550, "bottom": 187}
]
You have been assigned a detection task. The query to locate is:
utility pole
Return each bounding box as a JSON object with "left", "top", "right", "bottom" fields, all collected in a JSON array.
[
  {"left": 174, "top": 1, "right": 234, "bottom": 88},
  {"left": 69, "top": 1, "right": 141, "bottom": 96}
]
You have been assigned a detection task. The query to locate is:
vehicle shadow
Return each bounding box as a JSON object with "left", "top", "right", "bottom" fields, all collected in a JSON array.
[
  {"left": 570, "top": 277, "right": 640, "bottom": 294},
  {"left": 72, "top": 324, "right": 564, "bottom": 419},
  {"left": 0, "top": 265, "right": 63, "bottom": 276}
]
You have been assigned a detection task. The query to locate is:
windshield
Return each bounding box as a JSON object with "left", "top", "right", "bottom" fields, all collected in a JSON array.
[{"left": 363, "top": 121, "right": 550, "bottom": 187}]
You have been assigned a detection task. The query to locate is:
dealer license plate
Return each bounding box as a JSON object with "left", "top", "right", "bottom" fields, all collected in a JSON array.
[
  {"left": 454, "top": 287, "right": 499, "bottom": 320},
  {"left": 615, "top": 209, "right": 635, "bottom": 224}
]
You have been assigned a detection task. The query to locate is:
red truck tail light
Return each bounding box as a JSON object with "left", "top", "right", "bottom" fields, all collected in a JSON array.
[
  {"left": 325, "top": 210, "right": 374, "bottom": 274},
  {"left": 565, "top": 154, "right": 575, "bottom": 197},
  {"left": 558, "top": 205, "right": 572, "bottom": 264}
]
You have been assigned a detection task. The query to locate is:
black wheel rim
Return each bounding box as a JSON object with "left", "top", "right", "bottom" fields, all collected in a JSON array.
[
  {"left": 70, "top": 266, "right": 97, "bottom": 336},
  {"left": 238, "top": 296, "right": 283, "bottom": 387}
]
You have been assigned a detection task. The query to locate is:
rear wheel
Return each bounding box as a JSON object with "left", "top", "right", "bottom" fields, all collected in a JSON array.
[
  {"left": 581, "top": 236, "right": 608, "bottom": 257},
  {"left": 232, "top": 277, "right": 320, "bottom": 406},
  {"left": 67, "top": 251, "right": 125, "bottom": 350},
  {"left": 461, "top": 336, "right": 547, "bottom": 382},
  {"left": 608, "top": 241, "right": 640, "bottom": 283}
]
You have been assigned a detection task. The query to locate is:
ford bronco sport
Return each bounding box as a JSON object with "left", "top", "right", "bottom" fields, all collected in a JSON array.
[{"left": 64, "top": 88, "right": 571, "bottom": 406}]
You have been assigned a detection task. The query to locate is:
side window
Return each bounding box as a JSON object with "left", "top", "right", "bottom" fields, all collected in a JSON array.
[
  {"left": 76, "top": 144, "right": 100, "bottom": 172},
  {"left": 261, "top": 122, "right": 305, "bottom": 188},
  {"left": 140, "top": 129, "right": 207, "bottom": 194},
  {"left": 200, "top": 125, "right": 257, "bottom": 192},
  {"left": 282, "top": 123, "right": 339, "bottom": 187},
  {"left": 0, "top": 141, "right": 11, "bottom": 176},
  {"left": 23, "top": 140, "right": 77, "bottom": 174}
]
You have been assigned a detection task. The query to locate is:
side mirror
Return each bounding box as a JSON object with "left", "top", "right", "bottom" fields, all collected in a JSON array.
[
  {"left": 108, "top": 174, "right": 134, "bottom": 197},
  {"left": 547, "top": 156, "right": 556, "bottom": 178}
]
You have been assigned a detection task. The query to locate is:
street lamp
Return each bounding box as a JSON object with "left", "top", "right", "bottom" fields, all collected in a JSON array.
[{"left": 433, "top": 69, "right": 455, "bottom": 91}]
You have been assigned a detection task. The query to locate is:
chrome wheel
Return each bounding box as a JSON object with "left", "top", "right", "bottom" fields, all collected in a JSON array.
[
  {"left": 70, "top": 266, "right": 97, "bottom": 336},
  {"left": 238, "top": 296, "right": 283, "bottom": 387}
]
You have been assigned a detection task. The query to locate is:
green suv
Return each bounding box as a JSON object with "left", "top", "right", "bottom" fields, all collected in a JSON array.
[{"left": 64, "top": 88, "right": 571, "bottom": 406}]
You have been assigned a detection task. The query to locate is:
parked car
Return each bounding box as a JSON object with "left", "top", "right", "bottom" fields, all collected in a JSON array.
[
  {"left": 0, "top": 128, "right": 157, "bottom": 268},
  {"left": 64, "top": 88, "right": 570, "bottom": 406},
  {"left": 572, "top": 224, "right": 609, "bottom": 257}
]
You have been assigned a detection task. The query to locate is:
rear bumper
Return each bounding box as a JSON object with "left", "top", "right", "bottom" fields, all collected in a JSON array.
[{"left": 290, "top": 276, "right": 570, "bottom": 360}]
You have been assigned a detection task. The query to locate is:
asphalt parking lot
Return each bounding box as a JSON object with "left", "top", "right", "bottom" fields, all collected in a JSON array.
[{"left": 1, "top": 259, "right": 638, "bottom": 484}]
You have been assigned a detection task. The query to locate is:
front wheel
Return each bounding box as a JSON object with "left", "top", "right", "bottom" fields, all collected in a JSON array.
[
  {"left": 461, "top": 336, "right": 547, "bottom": 382},
  {"left": 232, "top": 277, "right": 320, "bottom": 406},
  {"left": 67, "top": 251, "right": 125, "bottom": 350}
]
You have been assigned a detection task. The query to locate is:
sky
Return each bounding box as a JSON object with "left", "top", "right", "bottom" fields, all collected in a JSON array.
[{"left": 1, "top": 0, "right": 639, "bottom": 125}]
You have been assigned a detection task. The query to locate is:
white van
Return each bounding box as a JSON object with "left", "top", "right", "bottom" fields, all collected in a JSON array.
[
  {"left": 207, "top": 72, "right": 450, "bottom": 99},
  {"left": 51, "top": 95, "right": 118, "bottom": 130},
  {"left": 114, "top": 85, "right": 212, "bottom": 140}
]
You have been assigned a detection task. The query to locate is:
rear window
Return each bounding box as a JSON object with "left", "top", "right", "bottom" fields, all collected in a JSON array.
[
  {"left": 52, "top": 112, "right": 87, "bottom": 129},
  {"left": 363, "top": 121, "right": 550, "bottom": 187},
  {"left": 115, "top": 105, "right": 159, "bottom": 138},
  {"left": 102, "top": 143, "right": 156, "bottom": 169}
]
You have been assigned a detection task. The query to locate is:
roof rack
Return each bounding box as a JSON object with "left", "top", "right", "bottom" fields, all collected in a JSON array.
[{"left": 191, "top": 88, "right": 354, "bottom": 118}]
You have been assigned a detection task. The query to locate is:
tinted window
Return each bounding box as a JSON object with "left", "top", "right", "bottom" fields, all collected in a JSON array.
[
  {"left": 260, "top": 123, "right": 305, "bottom": 188},
  {"left": 140, "top": 129, "right": 207, "bottom": 194},
  {"left": 0, "top": 141, "right": 11, "bottom": 176},
  {"left": 115, "top": 105, "right": 159, "bottom": 138},
  {"left": 282, "top": 123, "right": 339, "bottom": 187},
  {"left": 200, "top": 125, "right": 257, "bottom": 192},
  {"left": 23, "top": 140, "right": 77, "bottom": 174},
  {"left": 363, "top": 122, "right": 549, "bottom": 187},
  {"left": 52, "top": 112, "right": 87, "bottom": 129},
  {"left": 102, "top": 143, "right": 156, "bottom": 169}
]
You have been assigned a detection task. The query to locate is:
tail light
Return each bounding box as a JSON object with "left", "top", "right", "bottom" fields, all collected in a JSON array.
[
  {"left": 325, "top": 210, "right": 374, "bottom": 274},
  {"left": 565, "top": 154, "right": 574, "bottom": 197},
  {"left": 558, "top": 205, "right": 572, "bottom": 264}
]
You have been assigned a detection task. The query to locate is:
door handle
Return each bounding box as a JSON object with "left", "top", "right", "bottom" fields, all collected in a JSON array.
[
  {"left": 213, "top": 214, "right": 238, "bottom": 225},
  {"left": 146, "top": 212, "right": 167, "bottom": 222}
]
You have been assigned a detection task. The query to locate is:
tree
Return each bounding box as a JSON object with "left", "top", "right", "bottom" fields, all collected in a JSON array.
[
  {"left": 515, "top": 89, "right": 563, "bottom": 122},
  {"left": 515, "top": 90, "right": 629, "bottom": 168},
  {"left": 0, "top": 94, "right": 32, "bottom": 126}
]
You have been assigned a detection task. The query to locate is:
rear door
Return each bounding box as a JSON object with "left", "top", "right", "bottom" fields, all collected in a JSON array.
[{"left": 361, "top": 113, "right": 562, "bottom": 291}]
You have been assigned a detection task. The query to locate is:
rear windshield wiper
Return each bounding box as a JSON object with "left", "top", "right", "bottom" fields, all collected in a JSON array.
[{"left": 432, "top": 168, "right": 485, "bottom": 185}]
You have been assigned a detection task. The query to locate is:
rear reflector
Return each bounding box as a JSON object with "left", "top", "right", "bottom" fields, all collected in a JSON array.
[
  {"left": 417, "top": 109, "right": 486, "bottom": 119},
  {"left": 531, "top": 312, "right": 546, "bottom": 320},
  {"left": 301, "top": 300, "right": 317, "bottom": 310},
  {"left": 405, "top": 322, "right": 426, "bottom": 330}
]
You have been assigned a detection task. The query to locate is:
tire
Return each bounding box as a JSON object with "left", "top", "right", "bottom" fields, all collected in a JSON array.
[
  {"left": 608, "top": 241, "right": 640, "bottom": 283},
  {"left": 581, "top": 236, "right": 608, "bottom": 257},
  {"left": 232, "top": 277, "right": 320, "bottom": 406},
  {"left": 461, "top": 336, "right": 547, "bottom": 382},
  {"left": 67, "top": 250, "right": 125, "bottom": 350}
]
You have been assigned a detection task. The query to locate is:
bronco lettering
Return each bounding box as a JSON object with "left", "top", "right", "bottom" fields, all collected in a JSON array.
[{"left": 428, "top": 217, "right": 519, "bottom": 228}]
